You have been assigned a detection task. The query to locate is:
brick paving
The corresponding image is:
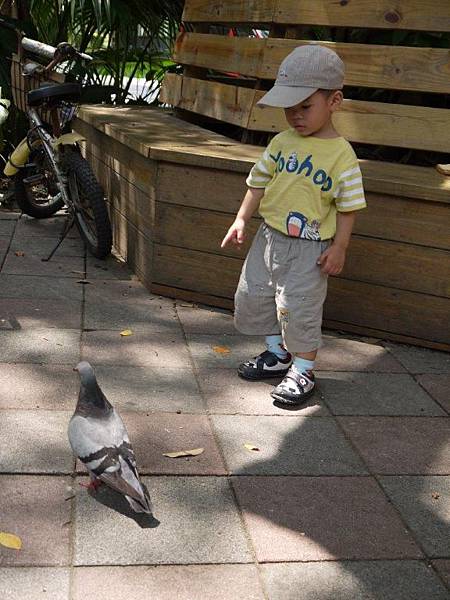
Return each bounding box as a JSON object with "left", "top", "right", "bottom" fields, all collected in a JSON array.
[{"left": 0, "top": 210, "right": 449, "bottom": 600}]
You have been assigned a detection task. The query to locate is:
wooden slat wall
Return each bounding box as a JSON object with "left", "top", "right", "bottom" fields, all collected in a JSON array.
[
  {"left": 183, "top": 0, "right": 450, "bottom": 32},
  {"left": 174, "top": 33, "right": 450, "bottom": 94},
  {"left": 162, "top": 74, "right": 450, "bottom": 153}
]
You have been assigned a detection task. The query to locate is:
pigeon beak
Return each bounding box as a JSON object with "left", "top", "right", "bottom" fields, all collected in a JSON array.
[{"left": 73, "top": 366, "right": 79, "bottom": 372}]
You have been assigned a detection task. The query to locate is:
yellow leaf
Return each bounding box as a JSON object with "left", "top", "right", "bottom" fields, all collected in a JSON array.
[
  {"left": 14, "top": 251, "right": 25, "bottom": 257},
  {"left": 244, "top": 443, "right": 260, "bottom": 452},
  {"left": 212, "top": 345, "right": 231, "bottom": 354},
  {"left": 120, "top": 329, "right": 133, "bottom": 337},
  {"left": 163, "top": 448, "right": 204, "bottom": 458},
  {"left": 0, "top": 532, "right": 22, "bottom": 550}
]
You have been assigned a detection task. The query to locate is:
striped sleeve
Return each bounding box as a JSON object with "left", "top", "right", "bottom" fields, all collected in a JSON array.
[
  {"left": 334, "top": 163, "right": 366, "bottom": 212},
  {"left": 246, "top": 145, "right": 277, "bottom": 188}
]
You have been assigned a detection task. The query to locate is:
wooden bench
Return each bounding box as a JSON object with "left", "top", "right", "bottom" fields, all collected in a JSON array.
[{"left": 76, "top": 1, "right": 450, "bottom": 350}]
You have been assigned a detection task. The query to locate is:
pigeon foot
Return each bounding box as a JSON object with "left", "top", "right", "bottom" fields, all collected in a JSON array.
[{"left": 79, "top": 479, "right": 102, "bottom": 491}]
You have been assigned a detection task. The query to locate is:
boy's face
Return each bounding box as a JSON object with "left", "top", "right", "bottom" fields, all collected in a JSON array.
[{"left": 284, "top": 90, "right": 342, "bottom": 137}]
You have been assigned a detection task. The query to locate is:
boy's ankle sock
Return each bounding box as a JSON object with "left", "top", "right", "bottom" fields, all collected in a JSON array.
[
  {"left": 292, "top": 357, "right": 315, "bottom": 375},
  {"left": 265, "top": 334, "right": 288, "bottom": 359}
]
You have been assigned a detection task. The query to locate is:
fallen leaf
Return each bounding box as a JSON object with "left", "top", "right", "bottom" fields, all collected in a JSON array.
[
  {"left": 213, "top": 345, "right": 231, "bottom": 354},
  {"left": 163, "top": 448, "right": 204, "bottom": 458},
  {"left": 243, "top": 443, "right": 260, "bottom": 452},
  {"left": 76, "top": 279, "right": 91, "bottom": 285},
  {"left": 14, "top": 250, "right": 25, "bottom": 257},
  {"left": 432, "top": 492, "right": 440, "bottom": 500},
  {"left": 0, "top": 532, "right": 22, "bottom": 550},
  {"left": 120, "top": 329, "right": 133, "bottom": 337}
]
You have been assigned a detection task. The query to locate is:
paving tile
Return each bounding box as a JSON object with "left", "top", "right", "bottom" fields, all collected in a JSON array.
[
  {"left": 416, "top": 375, "right": 450, "bottom": 414},
  {"left": 0, "top": 298, "right": 82, "bottom": 330},
  {"left": 0, "top": 274, "right": 83, "bottom": 301},
  {"left": 0, "top": 220, "right": 16, "bottom": 236},
  {"left": 81, "top": 330, "right": 190, "bottom": 367},
  {"left": 339, "top": 417, "right": 450, "bottom": 474},
  {"left": 0, "top": 476, "right": 72, "bottom": 565},
  {"left": 232, "top": 476, "right": 422, "bottom": 561},
  {"left": 432, "top": 560, "right": 450, "bottom": 589},
  {"left": 197, "top": 368, "right": 329, "bottom": 416},
  {"left": 0, "top": 410, "right": 74, "bottom": 473},
  {"left": 10, "top": 235, "right": 85, "bottom": 257},
  {"left": 75, "top": 412, "right": 226, "bottom": 475},
  {"left": 212, "top": 415, "right": 366, "bottom": 475},
  {"left": 261, "top": 561, "right": 450, "bottom": 600},
  {"left": 84, "top": 280, "right": 179, "bottom": 331},
  {"left": 379, "top": 476, "right": 450, "bottom": 558},
  {"left": 0, "top": 364, "right": 78, "bottom": 410},
  {"left": 74, "top": 476, "right": 252, "bottom": 565},
  {"left": 0, "top": 568, "right": 70, "bottom": 600},
  {"left": 186, "top": 334, "right": 263, "bottom": 370},
  {"left": 0, "top": 210, "right": 20, "bottom": 220},
  {"left": 14, "top": 214, "right": 79, "bottom": 238},
  {"left": 73, "top": 564, "right": 265, "bottom": 599},
  {"left": 1, "top": 328, "right": 80, "bottom": 364},
  {"left": 317, "top": 336, "right": 406, "bottom": 372},
  {"left": 176, "top": 304, "right": 237, "bottom": 335},
  {"left": 86, "top": 253, "right": 135, "bottom": 280},
  {"left": 93, "top": 365, "right": 205, "bottom": 413},
  {"left": 318, "top": 372, "right": 446, "bottom": 416},
  {"left": 385, "top": 343, "right": 450, "bottom": 374},
  {"left": 2, "top": 252, "right": 84, "bottom": 277}
]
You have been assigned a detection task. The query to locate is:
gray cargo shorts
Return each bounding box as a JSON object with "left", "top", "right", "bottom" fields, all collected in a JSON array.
[{"left": 234, "top": 223, "right": 330, "bottom": 353}]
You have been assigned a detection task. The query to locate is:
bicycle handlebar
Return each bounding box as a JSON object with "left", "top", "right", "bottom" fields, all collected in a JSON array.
[
  {"left": 21, "top": 38, "right": 93, "bottom": 63},
  {"left": 0, "top": 17, "right": 92, "bottom": 63}
]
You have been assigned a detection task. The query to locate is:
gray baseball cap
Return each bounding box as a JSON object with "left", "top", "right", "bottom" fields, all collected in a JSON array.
[{"left": 257, "top": 44, "right": 344, "bottom": 108}]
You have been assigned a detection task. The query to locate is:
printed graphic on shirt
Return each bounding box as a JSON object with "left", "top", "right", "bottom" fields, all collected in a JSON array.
[
  {"left": 269, "top": 150, "right": 333, "bottom": 192},
  {"left": 245, "top": 129, "right": 366, "bottom": 240},
  {"left": 286, "top": 212, "right": 321, "bottom": 240}
]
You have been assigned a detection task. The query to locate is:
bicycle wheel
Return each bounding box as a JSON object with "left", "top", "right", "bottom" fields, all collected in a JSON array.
[
  {"left": 14, "top": 148, "right": 64, "bottom": 218},
  {"left": 64, "top": 147, "right": 112, "bottom": 258}
]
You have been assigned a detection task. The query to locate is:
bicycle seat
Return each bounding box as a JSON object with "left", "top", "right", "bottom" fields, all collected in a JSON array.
[{"left": 27, "top": 82, "right": 81, "bottom": 107}]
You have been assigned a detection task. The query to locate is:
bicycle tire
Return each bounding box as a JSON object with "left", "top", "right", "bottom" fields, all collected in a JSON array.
[
  {"left": 14, "top": 164, "right": 64, "bottom": 218},
  {"left": 64, "top": 148, "right": 112, "bottom": 258}
]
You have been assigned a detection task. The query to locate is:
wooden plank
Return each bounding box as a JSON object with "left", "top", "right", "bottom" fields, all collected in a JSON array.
[
  {"left": 276, "top": 1, "right": 450, "bottom": 32},
  {"left": 157, "top": 162, "right": 247, "bottom": 213},
  {"left": 183, "top": 0, "right": 276, "bottom": 23},
  {"left": 154, "top": 203, "right": 450, "bottom": 297},
  {"left": 152, "top": 244, "right": 450, "bottom": 344},
  {"left": 174, "top": 33, "right": 450, "bottom": 93},
  {"left": 173, "top": 32, "right": 263, "bottom": 78},
  {"left": 326, "top": 278, "right": 450, "bottom": 345},
  {"left": 322, "top": 320, "right": 450, "bottom": 352},
  {"left": 150, "top": 283, "right": 234, "bottom": 310},
  {"left": 153, "top": 243, "right": 241, "bottom": 298},
  {"left": 250, "top": 94, "right": 450, "bottom": 153},
  {"left": 108, "top": 206, "right": 154, "bottom": 290},
  {"left": 161, "top": 73, "right": 256, "bottom": 128},
  {"left": 355, "top": 193, "right": 450, "bottom": 251}
]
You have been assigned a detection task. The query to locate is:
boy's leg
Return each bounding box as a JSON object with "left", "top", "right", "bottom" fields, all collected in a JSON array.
[
  {"left": 270, "top": 239, "right": 329, "bottom": 405},
  {"left": 234, "top": 224, "right": 293, "bottom": 380}
]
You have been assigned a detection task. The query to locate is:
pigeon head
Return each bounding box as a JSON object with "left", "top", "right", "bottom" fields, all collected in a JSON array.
[{"left": 74, "top": 361, "right": 112, "bottom": 413}]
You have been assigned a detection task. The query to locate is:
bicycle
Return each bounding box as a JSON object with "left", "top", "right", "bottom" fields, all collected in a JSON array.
[{"left": 0, "top": 18, "right": 112, "bottom": 260}]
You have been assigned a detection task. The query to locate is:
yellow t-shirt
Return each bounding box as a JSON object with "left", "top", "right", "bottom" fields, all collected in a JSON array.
[{"left": 246, "top": 129, "right": 366, "bottom": 240}]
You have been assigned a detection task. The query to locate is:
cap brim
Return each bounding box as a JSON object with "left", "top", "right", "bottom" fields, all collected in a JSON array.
[{"left": 257, "top": 85, "right": 318, "bottom": 108}]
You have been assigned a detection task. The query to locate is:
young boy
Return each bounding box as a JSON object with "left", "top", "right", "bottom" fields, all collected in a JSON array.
[{"left": 221, "top": 44, "right": 366, "bottom": 407}]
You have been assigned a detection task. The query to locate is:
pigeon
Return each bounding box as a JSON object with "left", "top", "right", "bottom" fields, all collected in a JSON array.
[{"left": 68, "top": 361, "right": 153, "bottom": 514}]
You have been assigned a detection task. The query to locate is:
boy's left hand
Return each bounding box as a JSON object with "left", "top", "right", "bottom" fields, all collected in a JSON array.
[{"left": 317, "top": 244, "right": 346, "bottom": 275}]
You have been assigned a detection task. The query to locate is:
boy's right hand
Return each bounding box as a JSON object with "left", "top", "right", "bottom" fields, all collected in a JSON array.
[{"left": 221, "top": 218, "right": 246, "bottom": 248}]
